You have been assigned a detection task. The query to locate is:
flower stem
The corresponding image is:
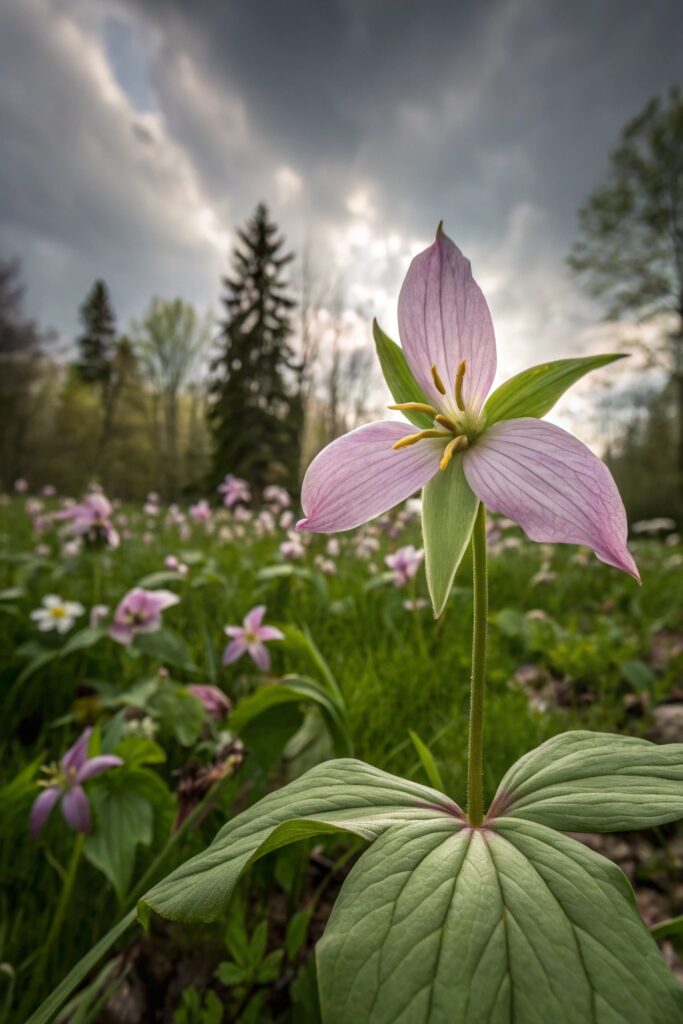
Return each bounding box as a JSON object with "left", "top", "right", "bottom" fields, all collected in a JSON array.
[
  {"left": 466, "top": 503, "right": 488, "bottom": 826},
  {"left": 43, "top": 832, "right": 85, "bottom": 957}
]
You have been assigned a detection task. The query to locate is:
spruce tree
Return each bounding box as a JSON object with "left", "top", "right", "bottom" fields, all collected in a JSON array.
[
  {"left": 209, "top": 204, "right": 302, "bottom": 492},
  {"left": 76, "top": 280, "right": 116, "bottom": 384}
]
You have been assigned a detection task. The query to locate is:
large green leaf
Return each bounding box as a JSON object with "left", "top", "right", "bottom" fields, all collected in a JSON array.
[
  {"left": 372, "top": 320, "right": 433, "bottom": 428},
  {"left": 230, "top": 676, "right": 353, "bottom": 757},
  {"left": 483, "top": 354, "right": 625, "bottom": 426},
  {"left": 317, "top": 816, "right": 683, "bottom": 1023},
  {"left": 85, "top": 775, "right": 155, "bottom": 901},
  {"left": 134, "top": 628, "right": 198, "bottom": 673},
  {"left": 490, "top": 730, "right": 683, "bottom": 831},
  {"left": 421, "top": 457, "right": 479, "bottom": 617},
  {"left": 138, "top": 759, "right": 460, "bottom": 925}
]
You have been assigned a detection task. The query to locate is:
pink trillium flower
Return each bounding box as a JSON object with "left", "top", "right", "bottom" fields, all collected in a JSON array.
[
  {"left": 30, "top": 727, "right": 123, "bottom": 838},
  {"left": 263, "top": 484, "right": 291, "bottom": 509},
  {"left": 165, "top": 554, "right": 189, "bottom": 576},
  {"left": 223, "top": 605, "right": 284, "bottom": 672},
  {"left": 109, "top": 587, "right": 179, "bottom": 645},
  {"left": 188, "top": 684, "right": 232, "bottom": 721},
  {"left": 296, "top": 227, "right": 638, "bottom": 587},
  {"left": 218, "top": 474, "right": 251, "bottom": 508},
  {"left": 54, "top": 493, "right": 119, "bottom": 548},
  {"left": 89, "top": 604, "right": 109, "bottom": 628},
  {"left": 189, "top": 499, "right": 212, "bottom": 523},
  {"left": 385, "top": 544, "right": 424, "bottom": 587}
]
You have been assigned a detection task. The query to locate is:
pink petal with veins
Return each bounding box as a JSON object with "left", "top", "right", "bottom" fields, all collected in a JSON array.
[
  {"left": 30, "top": 786, "right": 61, "bottom": 839},
  {"left": 244, "top": 605, "right": 266, "bottom": 631},
  {"left": 297, "top": 421, "right": 443, "bottom": 533},
  {"left": 61, "top": 785, "right": 91, "bottom": 833},
  {"left": 61, "top": 727, "right": 93, "bottom": 772},
  {"left": 398, "top": 229, "right": 497, "bottom": 415},
  {"left": 463, "top": 418, "right": 639, "bottom": 580},
  {"left": 249, "top": 642, "right": 270, "bottom": 672},
  {"left": 76, "top": 755, "right": 123, "bottom": 783},
  {"left": 223, "top": 637, "right": 247, "bottom": 664}
]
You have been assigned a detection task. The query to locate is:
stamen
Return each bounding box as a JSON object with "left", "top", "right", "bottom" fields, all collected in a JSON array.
[
  {"left": 392, "top": 429, "right": 448, "bottom": 450},
  {"left": 387, "top": 402, "right": 438, "bottom": 416},
  {"left": 439, "top": 434, "right": 469, "bottom": 471},
  {"left": 431, "top": 364, "right": 447, "bottom": 395},
  {"left": 454, "top": 360, "right": 467, "bottom": 412},
  {"left": 434, "top": 413, "right": 460, "bottom": 432}
]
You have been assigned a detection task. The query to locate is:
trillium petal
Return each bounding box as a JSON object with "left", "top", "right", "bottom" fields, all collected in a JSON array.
[
  {"left": 61, "top": 727, "right": 93, "bottom": 772},
  {"left": 76, "top": 755, "right": 123, "bottom": 783},
  {"left": 149, "top": 590, "right": 180, "bottom": 612},
  {"left": 223, "top": 637, "right": 247, "bottom": 664},
  {"left": 398, "top": 229, "right": 496, "bottom": 414},
  {"left": 244, "top": 605, "right": 266, "bottom": 631},
  {"left": 463, "top": 418, "right": 639, "bottom": 579},
  {"left": 30, "top": 786, "right": 61, "bottom": 839},
  {"left": 297, "top": 421, "right": 444, "bottom": 533},
  {"left": 257, "top": 626, "right": 284, "bottom": 642},
  {"left": 249, "top": 642, "right": 271, "bottom": 672},
  {"left": 61, "top": 785, "right": 91, "bottom": 833}
]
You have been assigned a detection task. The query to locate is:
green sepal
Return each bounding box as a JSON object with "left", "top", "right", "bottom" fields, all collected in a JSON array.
[
  {"left": 421, "top": 456, "right": 479, "bottom": 617},
  {"left": 484, "top": 354, "right": 626, "bottom": 425},
  {"left": 372, "top": 320, "right": 433, "bottom": 428}
]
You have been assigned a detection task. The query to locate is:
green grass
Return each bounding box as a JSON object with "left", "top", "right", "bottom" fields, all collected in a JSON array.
[{"left": 1, "top": 496, "right": 681, "bottom": 1021}]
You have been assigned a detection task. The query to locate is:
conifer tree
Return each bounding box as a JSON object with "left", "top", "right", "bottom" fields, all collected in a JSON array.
[
  {"left": 209, "top": 204, "right": 302, "bottom": 492},
  {"left": 76, "top": 280, "right": 116, "bottom": 385}
]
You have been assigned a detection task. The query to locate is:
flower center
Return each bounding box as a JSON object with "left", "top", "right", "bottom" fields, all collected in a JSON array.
[
  {"left": 50, "top": 606, "right": 66, "bottom": 618},
  {"left": 388, "top": 360, "right": 484, "bottom": 470}
]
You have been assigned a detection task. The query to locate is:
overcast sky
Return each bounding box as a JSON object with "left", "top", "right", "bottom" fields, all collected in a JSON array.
[{"left": 1, "top": 0, "right": 681, "bottom": 427}]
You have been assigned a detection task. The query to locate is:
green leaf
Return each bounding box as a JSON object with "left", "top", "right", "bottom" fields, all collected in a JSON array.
[
  {"left": 231, "top": 676, "right": 353, "bottom": 757},
  {"left": 317, "top": 816, "right": 683, "bottom": 1023},
  {"left": 620, "top": 658, "right": 656, "bottom": 690},
  {"left": 249, "top": 920, "right": 268, "bottom": 966},
  {"left": 25, "top": 910, "right": 137, "bottom": 1024},
  {"left": 372, "top": 320, "right": 433, "bottom": 428},
  {"left": 150, "top": 685, "right": 204, "bottom": 746},
  {"left": 137, "top": 759, "right": 458, "bottom": 925},
  {"left": 134, "top": 628, "right": 197, "bottom": 672},
  {"left": 490, "top": 730, "right": 683, "bottom": 831},
  {"left": 285, "top": 907, "right": 313, "bottom": 960},
  {"left": 421, "top": 457, "right": 479, "bottom": 617},
  {"left": 224, "top": 898, "right": 250, "bottom": 966},
  {"left": 84, "top": 780, "right": 154, "bottom": 901},
  {"left": 113, "top": 735, "right": 166, "bottom": 767},
  {"left": 215, "top": 960, "right": 249, "bottom": 986},
  {"left": 256, "top": 949, "right": 284, "bottom": 984},
  {"left": 408, "top": 730, "right": 446, "bottom": 793},
  {"left": 651, "top": 914, "right": 683, "bottom": 942},
  {"left": 58, "top": 627, "right": 106, "bottom": 658},
  {"left": 136, "top": 570, "right": 185, "bottom": 588},
  {"left": 484, "top": 354, "right": 626, "bottom": 426}
]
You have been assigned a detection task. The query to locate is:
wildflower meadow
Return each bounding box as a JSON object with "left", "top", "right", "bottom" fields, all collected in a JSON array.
[
  {"left": 2, "top": 8, "right": 683, "bottom": 1018},
  {"left": 2, "top": 224, "right": 683, "bottom": 1024}
]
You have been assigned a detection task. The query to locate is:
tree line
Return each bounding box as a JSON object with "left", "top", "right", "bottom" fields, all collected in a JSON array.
[{"left": 0, "top": 203, "right": 375, "bottom": 501}]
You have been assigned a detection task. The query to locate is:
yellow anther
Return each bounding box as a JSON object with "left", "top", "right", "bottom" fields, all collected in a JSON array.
[
  {"left": 434, "top": 413, "right": 460, "bottom": 432},
  {"left": 454, "top": 360, "right": 467, "bottom": 412},
  {"left": 387, "top": 402, "right": 438, "bottom": 416},
  {"left": 439, "top": 434, "right": 469, "bottom": 471},
  {"left": 431, "top": 364, "right": 447, "bottom": 395},
  {"left": 392, "top": 429, "right": 448, "bottom": 450}
]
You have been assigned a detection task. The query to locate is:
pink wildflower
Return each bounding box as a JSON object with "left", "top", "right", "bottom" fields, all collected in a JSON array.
[{"left": 223, "top": 605, "right": 283, "bottom": 672}]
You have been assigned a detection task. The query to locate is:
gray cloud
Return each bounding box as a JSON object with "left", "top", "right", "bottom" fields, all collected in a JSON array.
[{"left": 0, "top": 0, "right": 680, "bottom": 430}]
